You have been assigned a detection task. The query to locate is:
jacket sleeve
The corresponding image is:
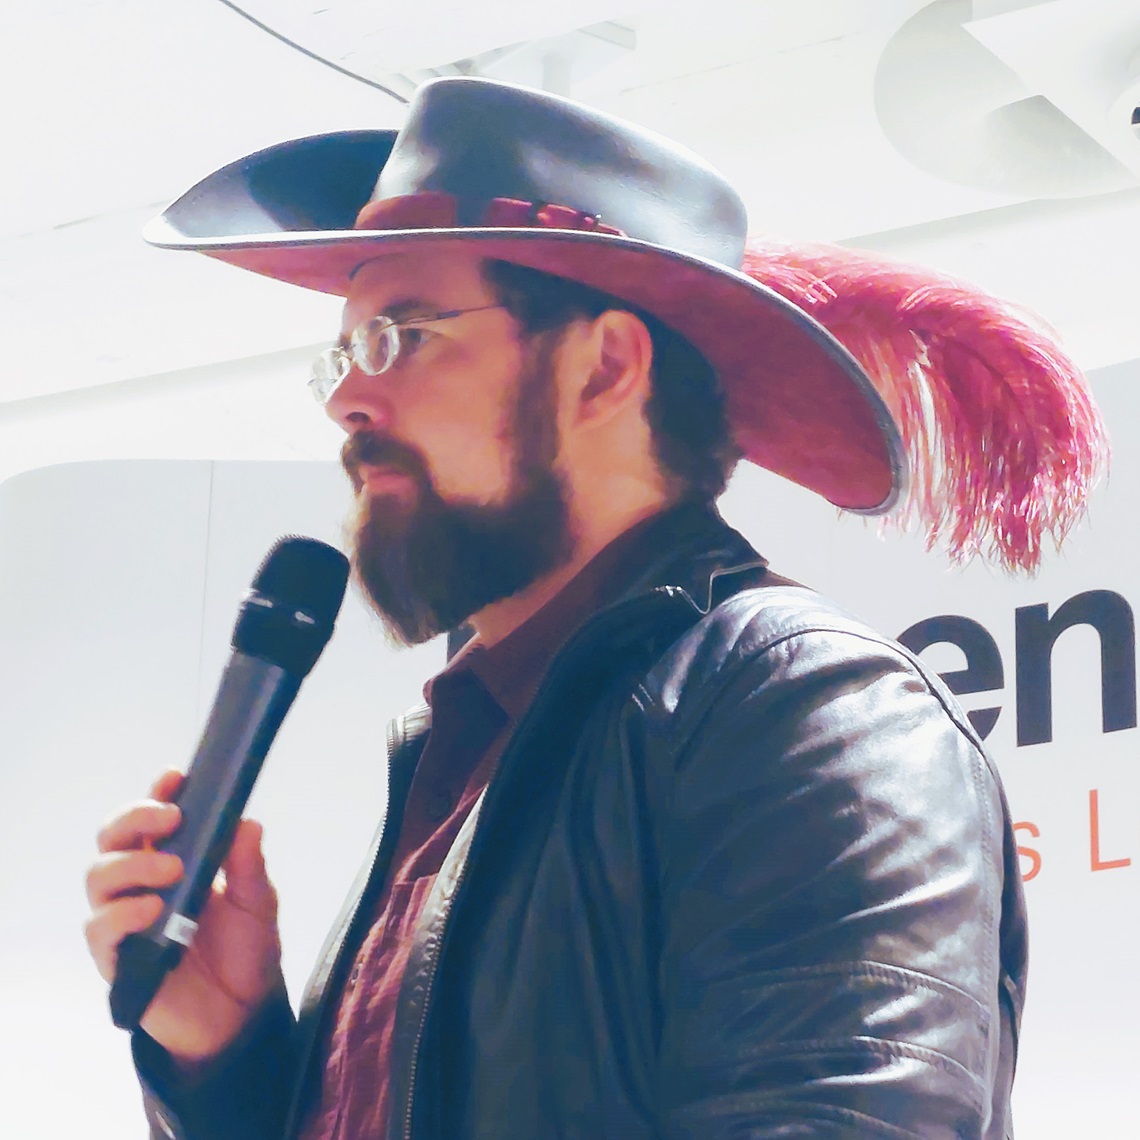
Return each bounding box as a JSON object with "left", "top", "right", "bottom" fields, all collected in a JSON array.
[
  {"left": 132, "top": 988, "right": 298, "bottom": 1140},
  {"left": 653, "top": 620, "right": 1025, "bottom": 1139}
]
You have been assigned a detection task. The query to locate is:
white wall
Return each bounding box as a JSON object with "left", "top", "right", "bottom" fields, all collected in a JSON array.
[
  {"left": 0, "top": 458, "right": 442, "bottom": 1135},
  {"left": 0, "top": 357, "right": 1135, "bottom": 1135}
]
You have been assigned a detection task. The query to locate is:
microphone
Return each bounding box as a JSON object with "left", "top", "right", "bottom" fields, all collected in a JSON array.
[{"left": 109, "top": 536, "right": 350, "bottom": 1030}]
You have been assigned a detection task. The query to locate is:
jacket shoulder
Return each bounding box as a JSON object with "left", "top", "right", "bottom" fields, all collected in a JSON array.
[
  {"left": 642, "top": 582, "right": 975, "bottom": 739},
  {"left": 630, "top": 584, "right": 1025, "bottom": 1138},
  {"left": 696, "top": 581, "right": 926, "bottom": 662}
]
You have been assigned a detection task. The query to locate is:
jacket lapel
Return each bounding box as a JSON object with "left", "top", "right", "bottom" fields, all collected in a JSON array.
[{"left": 284, "top": 703, "right": 432, "bottom": 1139}]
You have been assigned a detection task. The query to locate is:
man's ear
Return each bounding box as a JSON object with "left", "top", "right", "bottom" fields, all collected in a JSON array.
[{"left": 575, "top": 310, "right": 654, "bottom": 421}]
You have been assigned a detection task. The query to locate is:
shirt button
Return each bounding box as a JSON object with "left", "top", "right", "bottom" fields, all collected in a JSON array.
[
  {"left": 426, "top": 788, "right": 454, "bottom": 822},
  {"left": 348, "top": 961, "right": 362, "bottom": 989}
]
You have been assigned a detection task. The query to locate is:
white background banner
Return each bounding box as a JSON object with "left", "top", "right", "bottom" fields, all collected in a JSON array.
[{"left": 1, "top": 358, "right": 1135, "bottom": 1137}]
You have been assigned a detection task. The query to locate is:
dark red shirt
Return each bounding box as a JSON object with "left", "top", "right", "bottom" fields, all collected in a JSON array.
[{"left": 299, "top": 510, "right": 675, "bottom": 1140}]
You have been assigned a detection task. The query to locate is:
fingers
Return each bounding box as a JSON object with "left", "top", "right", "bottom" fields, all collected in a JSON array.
[
  {"left": 84, "top": 894, "right": 165, "bottom": 984},
  {"left": 86, "top": 775, "right": 185, "bottom": 987},
  {"left": 85, "top": 848, "right": 183, "bottom": 909},
  {"left": 96, "top": 799, "right": 181, "bottom": 854},
  {"left": 85, "top": 846, "right": 184, "bottom": 984},
  {"left": 149, "top": 768, "right": 185, "bottom": 803},
  {"left": 94, "top": 770, "right": 184, "bottom": 855}
]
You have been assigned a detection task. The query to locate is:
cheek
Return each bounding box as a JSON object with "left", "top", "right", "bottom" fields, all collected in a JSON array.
[
  {"left": 428, "top": 423, "right": 514, "bottom": 500},
  {"left": 411, "top": 354, "right": 523, "bottom": 501}
]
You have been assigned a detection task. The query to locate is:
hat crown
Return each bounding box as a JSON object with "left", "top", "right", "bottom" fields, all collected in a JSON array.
[{"left": 373, "top": 78, "right": 748, "bottom": 268}]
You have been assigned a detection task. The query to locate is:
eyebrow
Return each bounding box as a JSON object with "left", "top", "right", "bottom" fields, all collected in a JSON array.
[{"left": 384, "top": 296, "right": 439, "bottom": 321}]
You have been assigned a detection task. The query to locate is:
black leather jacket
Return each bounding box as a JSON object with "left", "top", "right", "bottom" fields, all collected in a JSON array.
[{"left": 137, "top": 507, "right": 1027, "bottom": 1140}]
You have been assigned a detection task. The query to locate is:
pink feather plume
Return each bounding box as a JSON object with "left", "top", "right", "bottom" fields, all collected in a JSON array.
[{"left": 743, "top": 239, "right": 1109, "bottom": 572}]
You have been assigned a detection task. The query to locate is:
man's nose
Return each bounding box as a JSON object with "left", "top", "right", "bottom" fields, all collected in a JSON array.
[{"left": 324, "top": 369, "right": 395, "bottom": 433}]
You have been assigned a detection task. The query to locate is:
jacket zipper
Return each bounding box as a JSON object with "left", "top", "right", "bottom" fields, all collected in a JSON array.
[
  {"left": 400, "top": 793, "right": 487, "bottom": 1140},
  {"left": 398, "top": 584, "right": 703, "bottom": 1140},
  {"left": 286, "top": 711, "right": 424, "bottom": 1140}
]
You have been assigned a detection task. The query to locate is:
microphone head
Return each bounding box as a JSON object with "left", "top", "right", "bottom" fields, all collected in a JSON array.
[{"left": 233, "top": 536, "right": 351, "bottom": 674}]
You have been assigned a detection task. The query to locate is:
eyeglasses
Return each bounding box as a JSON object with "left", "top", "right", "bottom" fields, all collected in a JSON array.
[{"left": 308, "top": 304, "right": 504, "bottom": 404}]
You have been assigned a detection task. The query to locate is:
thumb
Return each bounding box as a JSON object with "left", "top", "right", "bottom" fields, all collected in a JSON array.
[{"left": 220, "top": 819, "right": 277, "bottom": 920}]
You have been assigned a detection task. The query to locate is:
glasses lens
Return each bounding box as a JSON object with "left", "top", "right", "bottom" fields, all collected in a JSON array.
[
  {"left": 308, "top": 376, "right": 334, "bottom": 404},
  {"left": 309, "top": 347, "right": 349, "bottom": 404},
  {"left": 352, "top": 318, "right": 400, "bottom": 375}
]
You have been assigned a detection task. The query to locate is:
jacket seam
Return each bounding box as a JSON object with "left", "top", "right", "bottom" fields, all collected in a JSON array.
[
  {"left": 644, "top": 593, "right": 988, "bottom": 737},
  {"left": 669, "top": 1097, "right": 941, "bottom": 1140},
  {"left": 639, "top": 609, "right": 996, "bottom": 786},
  {"left": 732, "top": 1034, "right": 987, "bottom": 1081},
  {"left": 738, "top": 960, "right": 989, "bottom": 1012}
]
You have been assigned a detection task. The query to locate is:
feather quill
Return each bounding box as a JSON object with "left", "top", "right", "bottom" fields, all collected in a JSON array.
[{"left": 743, "top": 240, "right": 1109, "bottom": 572}]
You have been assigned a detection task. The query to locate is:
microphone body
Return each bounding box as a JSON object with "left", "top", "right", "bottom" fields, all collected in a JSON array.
[{"left": 109, "top": 537, "right": 349, "bottom": 1030}]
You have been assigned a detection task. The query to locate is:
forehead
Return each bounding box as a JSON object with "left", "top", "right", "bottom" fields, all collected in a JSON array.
[{"left": 341, "top": 247, "right": 492, "bottom": 330}]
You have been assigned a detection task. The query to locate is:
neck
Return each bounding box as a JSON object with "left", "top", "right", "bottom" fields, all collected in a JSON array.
[{"left": 467, "top": 493, "right": 674, "bottom": 648}]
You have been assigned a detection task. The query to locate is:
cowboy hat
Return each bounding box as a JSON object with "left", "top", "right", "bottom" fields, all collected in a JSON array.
[
  {"left": 146, "top": 76, "right": 1106, "bottom": 569},
  {"left": 144, "top": 76, "right": 904, "bottom": 515}
]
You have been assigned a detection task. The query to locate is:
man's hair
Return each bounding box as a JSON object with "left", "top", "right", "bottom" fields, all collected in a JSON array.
[{"left": 482, "top": 260, "right": 741, "bottom": 502}]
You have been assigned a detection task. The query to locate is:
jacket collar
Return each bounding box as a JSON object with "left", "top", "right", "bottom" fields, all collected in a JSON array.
[
  {"left": 446, "top": 502, "right": 766, "bottom": 661},
  {"left": 609, "top": 500, "right": 768, "bottom": 616}
]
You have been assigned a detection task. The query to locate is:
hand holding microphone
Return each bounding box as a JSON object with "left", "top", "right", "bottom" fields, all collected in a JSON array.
[
  {"left": 83, "top": 536, "right": 349, "bottom": 1060},
  {"left": 85, "top": 769, "right": 282, "bottom": 1064}
]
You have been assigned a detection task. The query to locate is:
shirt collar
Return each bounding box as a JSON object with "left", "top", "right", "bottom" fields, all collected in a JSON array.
[{"left": 425, "top": 501, "right": 720, "bottom": 722}]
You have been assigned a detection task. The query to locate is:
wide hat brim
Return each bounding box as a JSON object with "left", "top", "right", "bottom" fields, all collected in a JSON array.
[{"left": 145, "top": 128, "right": 905, "bottom": 513}]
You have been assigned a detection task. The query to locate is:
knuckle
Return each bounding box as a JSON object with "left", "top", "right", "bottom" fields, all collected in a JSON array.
[
  {"left": 96, "top": 806, "right": 140, "bottom": 852},
  {"left": 87, "top": 851, "right": 123, "bottom": 898},
  {"left": 116, "top": 895, "right": 158, "bottom": 939},
  {"left": 84, "top": 871, "right": 104, "bottom": 907},
  {"left": 84, "top": 912, "right": 114, "bottom": 965}
]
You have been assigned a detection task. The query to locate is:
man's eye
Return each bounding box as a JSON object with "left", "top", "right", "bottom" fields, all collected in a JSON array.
[{"left": 396, "top": 326, "right": 432, "bottom": 354}]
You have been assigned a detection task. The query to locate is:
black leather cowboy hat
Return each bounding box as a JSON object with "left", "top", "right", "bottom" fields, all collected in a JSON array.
[{"left": 146, "top": 76, "right": 905, "bottom": 512}]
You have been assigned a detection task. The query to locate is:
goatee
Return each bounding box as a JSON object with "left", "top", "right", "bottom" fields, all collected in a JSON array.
[{"left": 342, "top": 338, "right": 573, "bottom": 646}]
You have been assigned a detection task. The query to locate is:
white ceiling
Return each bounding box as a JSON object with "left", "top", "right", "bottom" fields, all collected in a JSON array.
[{"left": 2, "top": 0, "right": 1139, "bottom": 481}]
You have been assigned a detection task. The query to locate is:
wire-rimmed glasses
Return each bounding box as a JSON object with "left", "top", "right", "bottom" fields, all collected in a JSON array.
[{"left": 308, "top": 304, "right": 504, "bottom": 404}]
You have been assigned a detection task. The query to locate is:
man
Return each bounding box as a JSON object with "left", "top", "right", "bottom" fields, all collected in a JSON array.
[{"left": 84, "top": 78, "right": 1105, "bottom": 1139}]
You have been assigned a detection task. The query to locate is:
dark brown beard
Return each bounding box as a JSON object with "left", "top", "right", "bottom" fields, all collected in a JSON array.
[{"left": 342, "top": 335, "right": 572, "bottom": 646}]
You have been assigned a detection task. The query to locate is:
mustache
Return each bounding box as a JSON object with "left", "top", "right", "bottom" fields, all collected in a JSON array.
[{"left": 340, "top": 433, "right": 427, "bottom": 490}]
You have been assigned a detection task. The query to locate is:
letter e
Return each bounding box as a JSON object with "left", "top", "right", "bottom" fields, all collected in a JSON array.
[{"left": 898, "top": 615, "right": 1003, "bottom": 738}]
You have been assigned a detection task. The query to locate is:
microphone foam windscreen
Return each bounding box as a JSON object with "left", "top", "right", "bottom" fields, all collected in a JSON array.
[{"left": 234, "top": 536, "right": 351, "bottom": 673}]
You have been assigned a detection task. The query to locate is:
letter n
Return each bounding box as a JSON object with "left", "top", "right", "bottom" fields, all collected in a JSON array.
[{"left": 1015, "top": 591, "right": 1137, "bottom": 747}]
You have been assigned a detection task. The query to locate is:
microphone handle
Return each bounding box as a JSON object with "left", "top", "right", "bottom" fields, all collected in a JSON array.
[{"left": 109, "top": 654, "right": 300, "bottom": 1030}]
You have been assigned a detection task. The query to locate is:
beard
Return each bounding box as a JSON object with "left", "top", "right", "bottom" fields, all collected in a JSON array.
[{"left": 341, "top": 336, "right": 573, "bottom": 646}]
